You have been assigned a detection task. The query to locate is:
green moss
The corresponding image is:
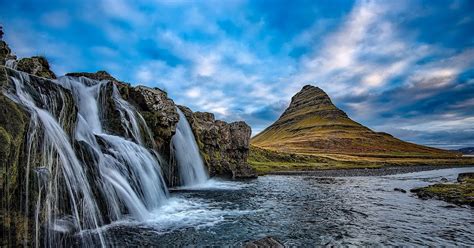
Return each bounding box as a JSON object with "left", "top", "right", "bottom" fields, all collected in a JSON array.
[
  {"left": 0, "top": 127, "right": 12, "bottom": 164},
  {"left": 412, "top": 180, "right": 474, "bottom": 206}
]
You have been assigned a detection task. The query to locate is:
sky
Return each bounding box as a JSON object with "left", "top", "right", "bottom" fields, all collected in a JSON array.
[{"left": 1, "top": 0, "right": 474, "bottom": 149}]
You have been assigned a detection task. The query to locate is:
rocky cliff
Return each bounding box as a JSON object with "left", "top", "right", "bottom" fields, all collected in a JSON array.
[
  {"left": 178, "top": 106, "right": 255, "bottom": 179},
  {"left": 64, "top": 71, "right": 256, "bottom": 183}
]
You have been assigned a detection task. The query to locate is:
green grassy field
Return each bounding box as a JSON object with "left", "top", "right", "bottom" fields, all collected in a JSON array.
[{"left": 248, "top": 145, "right": 474, "bottom": 175}]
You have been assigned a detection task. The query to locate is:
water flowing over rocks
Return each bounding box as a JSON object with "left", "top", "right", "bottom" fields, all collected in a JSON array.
[
  {"left": 1, "top": 35, "right": 255, "bottom": 246},
  {"left": 66, "top": 70, "right": 256, "bottom": 181}
]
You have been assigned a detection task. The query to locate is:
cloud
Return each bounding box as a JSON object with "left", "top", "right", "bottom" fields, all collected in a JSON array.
[{"left": 2, "top": 0, "right": 474, "bottom": 147}]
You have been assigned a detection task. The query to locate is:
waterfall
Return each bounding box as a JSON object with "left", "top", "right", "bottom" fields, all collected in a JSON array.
[
  {"left": 171, "top": 108, "right": 209, "bottom": 186},
  {"left": 5, "top": 69, "right": 169, "bottom": 247},
  {"left": 5, "top": 59, "right": 17, "bottom": 69}
]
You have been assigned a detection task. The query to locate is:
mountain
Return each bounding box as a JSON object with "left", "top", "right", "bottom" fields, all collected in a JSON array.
[
  {"left": 458, "top": 147, "right": 474, "bottom": 155},
  {"left": 252, "top": 85, "right": 453, "bottom": 156}
]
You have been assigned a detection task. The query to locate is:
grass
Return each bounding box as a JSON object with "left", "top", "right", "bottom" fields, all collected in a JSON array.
[{"left": 248, "top": 145, "right": 474, "bottom": 175}]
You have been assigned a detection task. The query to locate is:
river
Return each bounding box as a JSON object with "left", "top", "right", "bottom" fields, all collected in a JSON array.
[{"left": 103, "top": 167, "right": 474, "bottom": 246}]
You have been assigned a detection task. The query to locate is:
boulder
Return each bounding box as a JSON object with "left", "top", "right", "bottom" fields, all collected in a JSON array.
[{"left": 394, "top": 188, "right": 407, "bottom": 193}]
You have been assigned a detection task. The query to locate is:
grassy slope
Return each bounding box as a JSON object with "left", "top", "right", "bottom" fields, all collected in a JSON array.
[{"left": 252, "top": 106, "right": 453, "bottom": 156}]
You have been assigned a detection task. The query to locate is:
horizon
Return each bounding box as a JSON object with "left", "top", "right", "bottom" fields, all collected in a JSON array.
[{"left": 1, "top": 0, "right": 473, "bottom": 149}]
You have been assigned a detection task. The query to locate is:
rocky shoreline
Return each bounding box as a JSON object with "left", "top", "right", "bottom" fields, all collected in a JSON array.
[
  {"left": 266, "top": 164, "right": 474, "bottom": 177},
  {"left": 411, "top": 172, "right": 474, "bottom": 207}
]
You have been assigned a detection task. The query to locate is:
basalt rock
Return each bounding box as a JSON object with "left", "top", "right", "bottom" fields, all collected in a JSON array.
[
  {"left": 127, "top": 86, "right": 179, "bottom": 155},
  {"left": 0, "top": 40, "right": 16, "bottom": 66},
  {"left": 66, "top": 70, "right": 118, "bottom": 82},
  {"left": 16, "top": 56, "right": 56, "bottom": 79},
  {"left": 178, "top": 105, "right": 256, "bottom": 179}
]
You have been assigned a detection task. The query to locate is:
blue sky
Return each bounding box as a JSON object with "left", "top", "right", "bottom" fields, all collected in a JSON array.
[{"left": 1, "top": 0, "right": 474, "bottom": 148}]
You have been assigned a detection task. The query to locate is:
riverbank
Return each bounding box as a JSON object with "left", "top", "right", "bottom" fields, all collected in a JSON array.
[{"left": 265, "top": 164, "right": 474, "bottom": 177}]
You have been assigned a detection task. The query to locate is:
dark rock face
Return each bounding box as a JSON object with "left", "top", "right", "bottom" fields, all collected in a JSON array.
[
  {"left": 16, "top": 56, "right": 56, "bottom": 79},
  {"left": 178, "top": 106, "right": 256, "bottom": 179},
  {"left": 128, "top": 86, "right": 179, "bottom": 154}
]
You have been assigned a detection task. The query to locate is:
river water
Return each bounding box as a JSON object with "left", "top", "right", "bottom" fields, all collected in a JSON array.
[{"left": 104, "top": 167, "right": 474, "bottom": 246}]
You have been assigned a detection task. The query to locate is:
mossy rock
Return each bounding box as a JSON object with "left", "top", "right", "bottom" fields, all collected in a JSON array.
[{"left": 16, "top": 56, "right": 56, "bottom": 79}]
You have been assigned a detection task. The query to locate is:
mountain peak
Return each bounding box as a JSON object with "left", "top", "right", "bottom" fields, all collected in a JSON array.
[{"left": 281, "top": 84, "right": 347, "bottom": 121}]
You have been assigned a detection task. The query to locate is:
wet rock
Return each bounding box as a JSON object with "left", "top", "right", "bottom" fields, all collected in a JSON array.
[
  {"left": 0, "top": 41, "right": 16, "bottom": 66},
  {"left": 440, "top": 177, "right": 448, "bottom": 182},
  {"left": 394, "top": 188, "right": 407, "bottom": 193},
  {"left": 457, "top": 173, "right": 474, "bottom": 183},
  {"left": 1, "top": 67, "right": 78, "bottom": 246},
  {"left": 243, "top": 236, "right": 284, "bottom": 248},
  {"left": 16, "top": 56, "right": 56, "bottom": 79},
  {"left": 178, "top": 105, "right": 257, "bottom": 179},
  {"left": 128, "top": 86, "right": 179, "bottom": 154},
  {"left": 66, "top": 70, "right": 118, "bottom": 82}
]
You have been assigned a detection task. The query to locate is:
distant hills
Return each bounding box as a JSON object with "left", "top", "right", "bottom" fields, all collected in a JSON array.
[
  {"left": 249, "top": 85, "right": 472, "bottom": 173},
  {"left": 458, "top": 147, "right": 474, "bottom": 155}
]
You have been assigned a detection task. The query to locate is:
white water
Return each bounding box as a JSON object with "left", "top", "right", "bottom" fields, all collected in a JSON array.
[
  {"left": 5, "top": 59, "right": 17, "bottom": 69},
  {"left": 171, "top": 108, "right": 209, "bottom": 186},
  {"left": 58, "top": 76, "right": 169, "bottom": 221},
  {"left": 8, "top": 72, "right": 106, "bottom": 247},
  {"left": 5, "top": 70, "right": 170, "bottom": 247}
]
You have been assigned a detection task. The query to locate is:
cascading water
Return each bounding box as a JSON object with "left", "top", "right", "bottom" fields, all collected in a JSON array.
[
  {"left": 4, "top": 69, "right": 169, "bottom": 247},
  {"left": 171, "top": 108, "right": 209, "bottom": 186}
]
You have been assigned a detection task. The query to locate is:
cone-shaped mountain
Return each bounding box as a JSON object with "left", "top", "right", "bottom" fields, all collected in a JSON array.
[{"left": 252, "top": 85, "right": 452, "bottom": 156}]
